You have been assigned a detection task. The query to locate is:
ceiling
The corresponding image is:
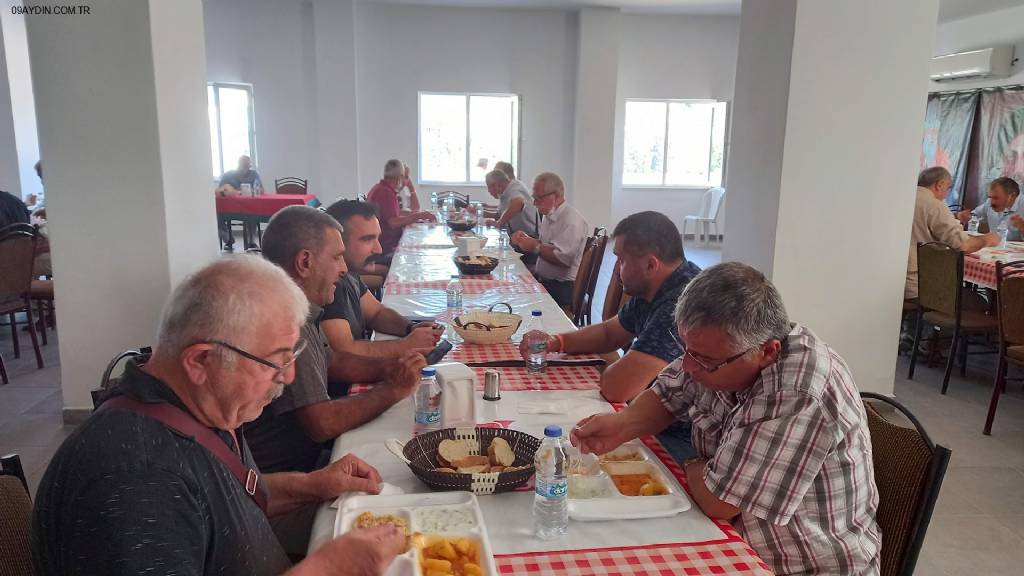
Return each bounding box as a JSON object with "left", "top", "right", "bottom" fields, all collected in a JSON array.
[{"left": 361, "top": 0, "right": 1024, "bottom": 21}]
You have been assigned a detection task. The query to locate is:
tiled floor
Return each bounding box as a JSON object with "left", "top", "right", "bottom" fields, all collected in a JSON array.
[{"left": 3, "top": 240, "right": 1024, "bottom": 574}]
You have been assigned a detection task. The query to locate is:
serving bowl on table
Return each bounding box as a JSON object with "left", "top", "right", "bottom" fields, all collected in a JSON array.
[
  {"left": 452, "top": 254, "right": 499, "bottom": 275},
  {"left": 451, "top": 304, "right": 521, "bottom": 344}
]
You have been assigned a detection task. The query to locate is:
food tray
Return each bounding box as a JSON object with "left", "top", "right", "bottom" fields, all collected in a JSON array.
[
  {"left": 335, "top": 491, "right": 498, "bottom": 576},
  {"left": 567, "top": 440, "right": 691, "bottom": 522}
]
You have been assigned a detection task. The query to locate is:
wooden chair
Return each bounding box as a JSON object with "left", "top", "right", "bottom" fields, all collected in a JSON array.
[
  {"left": 983, "top": 261, "right": 1024, "bottom": 435},
  {"left": 566, "top": 236, "right": 595, "bottom": 324},
  {"left": 0, "top": 229, "right": 43, "bottom": 380},
  {"left": 908, "top": 242, "right": 997, "bottom": 393},
  {"left": 92, "top": 347, "right": 152, "bottom": 409},
  {"left": 577, "top": 228, "right": 608, "bottom": 326},
  {"left": 436, "top": 190, "right": 469, "bottom": 210},
  {"left": 861, "top": 393, "right": 950, "bottom": 576},
  {"left": 601, "top": 257, "right": 630, "bottom": 322},
  {"left": 0, "top": 453, "right": 32, "bottom": 576},
  {"left": 275, "top": 177, "right": 308, "bottom": 195}
]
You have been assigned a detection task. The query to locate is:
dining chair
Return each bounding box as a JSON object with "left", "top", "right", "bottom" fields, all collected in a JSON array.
[
  {"left": 908, "top": 241, "right": 997, "bottom": 393},
  {"left": 983, "top": 260, "right": 1024, "bottom": 435},
  {"left": 0, "top": 229, "right": 44, "bottom": 378},
  {"left": 579, "top": 227, "right": 608, "bottom": 326},
  {"left": 92, "top": 347, "right": 152, "bottom": 409},
  {"left": 0, "top": 453, "right": 33, "bottom": 576},
  {"left": 567, "top": 235, "right": 596, "bottom": 325},
  {"left": 861, "top": 393, "right": 950, "bottom": 576},
  {"left": 681, "top": 187, "right": 725, "bottom": 246},
  {"left": 436, "top": 190, "right": 470, "bottom": 210},
  {"left": 275, "top": 177, "right": 308, "bottom": 195}
]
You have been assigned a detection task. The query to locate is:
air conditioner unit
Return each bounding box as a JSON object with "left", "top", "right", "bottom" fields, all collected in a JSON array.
[{"left": 930, "top": 46, "right": 1015, "bottom": 81}]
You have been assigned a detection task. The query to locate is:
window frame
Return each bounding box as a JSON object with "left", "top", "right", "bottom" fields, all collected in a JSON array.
[
  {"left": 621, "top": 98, "right": 729, "bottom": 189},
  {"left": 417, "top": 91, "right": 521, "bottom": 186},
  {"left": 208, "top": 81, "right": 257, "bottom": 180}
]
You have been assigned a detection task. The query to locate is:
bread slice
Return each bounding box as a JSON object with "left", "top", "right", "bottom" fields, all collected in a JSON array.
[
  {"left": 489, "top": 466, "right": 505, "bottom": 474},
  {"left": 456, "top": 464, "right": 490, "bottom": 474},
  {"left": 487, "top": 437, "right": 515, "bottom": 467},
  {"left": 452, "top": 455, "right": 490, "bottom": 469},
  {"left": 437, "top": 439, "right": 472, "bottom": 467},
  {"left": 433, "top": 467, "right": 457, "bottom": 473}
]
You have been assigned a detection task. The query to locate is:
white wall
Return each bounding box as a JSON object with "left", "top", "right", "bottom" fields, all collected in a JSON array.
[
  {"left": 611, "top": 13, "right": 739, "bottom": 231},
  {"left": 0, "top": 0, "right": 40, "bottom": 201},
  {"left": 0, "top": 15, "right": 19, "bottom": 195},
  {"left": 930, "top": 4, "right": 1024, "bottom": 91},
  {"left": 353, "top": 2, "right": 578, "bottom": 205}
]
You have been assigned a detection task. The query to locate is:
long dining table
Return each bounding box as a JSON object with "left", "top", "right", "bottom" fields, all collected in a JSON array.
[{"left": 306, "top": 222, "right": 773, "bottom": 575}]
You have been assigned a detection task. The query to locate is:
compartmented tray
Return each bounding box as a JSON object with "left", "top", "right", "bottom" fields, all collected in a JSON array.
[
  {"left": 335, "top": 491, "right": 498, "bottom": 576},
  {"left": 567, "top": 440, "right": 691, "bottom": 522}
]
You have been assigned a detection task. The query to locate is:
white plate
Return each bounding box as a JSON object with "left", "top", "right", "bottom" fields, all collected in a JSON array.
[
  {"left": 335, "top": 491, "right": 499, "bottom": 576},
  {"left": 567, "top": 443, "right": 691, "bottom": 522}
]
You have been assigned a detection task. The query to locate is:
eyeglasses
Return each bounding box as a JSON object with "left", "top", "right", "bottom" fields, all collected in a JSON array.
[
  {"left": 669, "top": 329, "right": 752, "bottom": 374},
  {"left": 531, "top": 191, "right": 557, "bottom": 204},
  {"left": 207, "top": 338, "right": 308, "bottom": 379}
]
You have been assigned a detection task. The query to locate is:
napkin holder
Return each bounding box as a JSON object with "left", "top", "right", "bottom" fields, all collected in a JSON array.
[{"left": 434, "top": 362, "right": 478, "bottom": 428}]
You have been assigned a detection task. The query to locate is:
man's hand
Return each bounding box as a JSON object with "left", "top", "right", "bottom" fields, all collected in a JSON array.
[
  {"left": 404, "top": 323, "right": 442, "bottom": 351},
  {"left": 415, "top": 211, "right": 437, "bottom": 223},
  {"left": 386, "top": 351, "right": 427, "bottom": 399},
  {"left": 1011, "top": 213, "right": 1024, "bottom": 233},
  {"left": 311, "top": 453, "right": 383, "bottom": 498},
  {"left": 956, "top": 209, "right": 972, "bottom": 226},
  {"left": 291, "top": 525, "right": 406, "bottom": 576},
  {"left": 511, "top": 230, "right": 539, "bottom": 252},
  {"left": 982, "top": 231, "right": 1002, "bottom": 247},
  {"left": 519, "top": 333, "right": 560, "bottom": 360},
  {"left": 570, "top": 413, "right": 631, "bottom": 455}
]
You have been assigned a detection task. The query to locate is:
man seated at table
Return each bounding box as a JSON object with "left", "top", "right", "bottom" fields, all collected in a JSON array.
[
  {"left": 215, "top": 154, "right": 264, "bottom": 196},
  {"left": 956, "top": 176, "right": 1024, "bottom": 241},
  {"left": 509, "top": 171, "right": 589, "bottom": 307},
  {"left": 572, "top": 262, "right": 881, "bottom": 575},
  {"left": 32, "top": 255, "right": 407, "bottom": 575},
  {"left": 479, "top": 168, "right": 538, "bottom": 238},
  {"left": 367, "top": 158, "right": 436, "bottom": 258},
  {"left": 321, "top": 199, "right": 444, "bottom": 367},
  {"left": 906, "top": 166, "right": 1000, "bottom": 300}
]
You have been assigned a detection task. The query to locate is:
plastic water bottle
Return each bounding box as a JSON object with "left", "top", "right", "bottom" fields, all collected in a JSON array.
[
  {"left": 533, "top": 425, "right": 569, "bottom": 540},
  {"left": 523, "top": 310, "right": 548, "bottom": 376},
  {"left": 498, "top": 230, "right": 511, "bottom": 255},
  {"left": 997, "top": 219, "right": 1010, "bottom": 247},
  {"left": 968, "top": 214, "right": 981, "bottom": 233},
  {"left": 446, "top": 275, "right": 463, "bottom": 311},
  {"left": 430, "top": 191, "right": 438, "bottom": 213},
  {"left": 413, "top": 367, "right": 442, "bottom": 434}
]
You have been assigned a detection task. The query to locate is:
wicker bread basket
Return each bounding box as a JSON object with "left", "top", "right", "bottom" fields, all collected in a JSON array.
[
  {"left": 452, "top": 303, "right": 522, "bottom": 344},
  {"left": 386, "top": 427, "right": 541, "bottom": 495}
]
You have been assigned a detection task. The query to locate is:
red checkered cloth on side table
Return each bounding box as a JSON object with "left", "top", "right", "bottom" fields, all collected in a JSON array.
[
  {"left": 494, "top": 435, "right": 773, "bottom": 575},
  {"left": 348, "top": 365, "right": 601, "bottom": 395},
  {"left": 385, "top": 274, "right": 544, "bottom": 295}
]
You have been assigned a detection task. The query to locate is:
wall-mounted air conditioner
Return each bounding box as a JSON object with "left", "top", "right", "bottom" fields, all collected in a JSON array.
[{"left": 930, "top": 46, "right": 1015, "bottom": 81}]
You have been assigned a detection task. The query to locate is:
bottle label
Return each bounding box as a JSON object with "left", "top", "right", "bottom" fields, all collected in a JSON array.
[
  {"left": 415, "top": 410, "right": 440, "bottom": 425},
  {"left": 528, "top": 337, "right": 547, "bottom": 355},
  {"left": 535, "top": 478, "right": 567, "bottom": 499}
]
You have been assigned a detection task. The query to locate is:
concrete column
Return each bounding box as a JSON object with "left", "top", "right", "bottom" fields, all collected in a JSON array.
[
  {"left": 571, "top": 7, "right": 620, "bottom": 229},
  {"left": 25, "top": 0, "right": 218, "bottom": 419},
  {"left": 0, "top": 0, "right": 41, "bottom": 201},
  {"left": 723, "top": 0, "right": 939, "bottom": 394},
  {"left": 312, "top": 0, "right": 360, "bottom": 199}
]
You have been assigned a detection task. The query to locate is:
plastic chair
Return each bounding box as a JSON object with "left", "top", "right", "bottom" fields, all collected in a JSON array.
[
  {"left": 681, "top": 187, "right": 725, "bottom": 245},
  {"left": 861, "top": 393, "right": 950, "bottom": 576},
  {"left": 983, "top": 261, "right": 1024, "bottom": 434}
]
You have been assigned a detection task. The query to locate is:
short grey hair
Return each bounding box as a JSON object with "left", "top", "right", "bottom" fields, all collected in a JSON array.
[
  {"left": 261, "top": 205, "right": 343, "bottom": 275},
  {"left": 486, "top": 169, "right": 509, "bottom": 186},
  {"left": 918, "top": 166, "right": 951, "bottom": 188},
  {"left": 495, "top": 161, "right": 516, "bottom": 180},
  {"left": 674, "top": 262, "right": 790, "bottom": 353},
  {"left": 156, "top": 255, "right": 308, "bottom": 359},
  {"left": 384, "top": 159, "right": 403, "bottom": 178},
  {"left": 534, "top": 172, "right": 565, "bottom": 197}
]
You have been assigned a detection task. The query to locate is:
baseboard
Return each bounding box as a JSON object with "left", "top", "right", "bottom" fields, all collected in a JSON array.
[
  {"left": 62, "top": 407, "right": 92, "bottom": 425},
  {"left": 681, "top": 234, "right": 724, "bottom": 243}
]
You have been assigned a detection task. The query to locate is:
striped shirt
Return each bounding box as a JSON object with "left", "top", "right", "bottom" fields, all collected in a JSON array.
[{"left": 654, "top": 324, "right": 881, "bottom": 575}]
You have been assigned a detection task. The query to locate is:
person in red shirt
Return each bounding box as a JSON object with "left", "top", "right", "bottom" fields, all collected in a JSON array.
[{"left": 366, "top": 159, "right": 435, "bottom": 257}]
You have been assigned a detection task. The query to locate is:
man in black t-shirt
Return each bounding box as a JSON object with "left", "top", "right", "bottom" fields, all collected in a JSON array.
[{"left": 0, "top": 189, "right": 30, "bottom": 229}]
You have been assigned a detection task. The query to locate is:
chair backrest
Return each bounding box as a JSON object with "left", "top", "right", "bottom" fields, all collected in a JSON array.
[
  {"left": 0, "top": 454, "right": 33, "bottom": 576},
  {"left": 569, "top": 235, "right": 597, "bottom": 324},
  {"left": 0, "top": 231, "right": 37, "bottom": 303},
  {"left": 0, "top": 222, "right": 35, "bottom": 238},
  {"left": 915, "top": 242, "right": 962, "bottom": 317},
  {"left": 437, "top": 191, "right": 470, "bottom": 209},
  {"left": 996, "top": 261, "right": 1024, "bottom": 347},
  {"left": 274, "top": 177, "right": 308, "bottom": 195},
  {"left": 708, "top": 188, "right": 726, "bottom": 221},
  {"left": 601, "top": 257, "right": 631, "bottom": 322},
  {"left": 92, "top": 347, "right": 152, "bottom": 409},
  {"left": 861, "top": 393, "right": 950, "bottom": 576},
  {"left": 580, "top": 229, "right": 609, "bottom": 325}
]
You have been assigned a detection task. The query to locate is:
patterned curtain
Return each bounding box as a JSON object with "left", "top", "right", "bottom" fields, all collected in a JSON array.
[
  {"left": 920, "top": 91, "right": 978, "bottom": 206},
  {"left": 976, "top": 87, "right": 1024, "bottom": 198}
]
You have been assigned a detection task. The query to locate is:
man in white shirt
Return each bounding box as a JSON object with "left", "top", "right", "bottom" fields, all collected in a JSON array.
[
  {"left": 956, "top": 177, "right": 1024, "bottom": 241},
  {"left": 511, "top": 172, "right": 589, "bottom": 307}
]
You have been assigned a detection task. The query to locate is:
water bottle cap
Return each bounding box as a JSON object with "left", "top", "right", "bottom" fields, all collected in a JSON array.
[
  {"left": 544, "top": 425, "right": 562, "bottom": 438},
  {"left": 421, "top": 367, "right": 436, "bottom": 377},
  {"left": 532, "top": 310, "right": 542, "bottom": 317},
  {"left": 451, "top": 275, "right": 459, "bottom": 279}
]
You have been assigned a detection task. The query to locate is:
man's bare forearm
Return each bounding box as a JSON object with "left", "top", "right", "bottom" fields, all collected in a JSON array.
[
  {"left": 299, "top": 386, "right": 402, "bottom": 443},
  {"left": 263, "top": 471, "right": 328, "bottom": 517}
]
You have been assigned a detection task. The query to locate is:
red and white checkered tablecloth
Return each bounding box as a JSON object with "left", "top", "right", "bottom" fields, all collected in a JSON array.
[
  {"left": 448, "top": 341, "right": 603, "bottom": 366},
  {"left": 348, "top": 365, "right": 601, "bottom": 395},
  {"left": 964, "top": 246, "right": 1024, "bottom": 290},
  {"left": 385, "top": 275, "right": 544, "bottom": 295}
]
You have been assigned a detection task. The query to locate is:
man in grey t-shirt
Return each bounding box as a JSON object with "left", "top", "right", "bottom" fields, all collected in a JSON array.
[{"left": 480, "top": 169, "right": 538, "bottom": 237}]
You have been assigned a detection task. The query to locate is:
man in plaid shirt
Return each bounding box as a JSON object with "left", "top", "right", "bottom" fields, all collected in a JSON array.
[{"left": 572, "top": 263, "right": 881, "bottom": 575}]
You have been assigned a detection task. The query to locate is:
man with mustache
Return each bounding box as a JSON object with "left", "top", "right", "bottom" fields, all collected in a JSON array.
[
  {"left": 321, "top": 199, "right": 443, "bottom": 370},
  {"left": 33, "top": 256, "right": 406, "bottom": 575}
]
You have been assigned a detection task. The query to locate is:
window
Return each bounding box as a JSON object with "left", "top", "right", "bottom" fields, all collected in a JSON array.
[
  {"left": 622, "top": 99, "right": 727, "bottom": 187},
  {"left": 208, "top": 83, "right": 256, "bottom": 179},
  {"left": 419, "top": 92, "right": 520, "bottom": 184}
]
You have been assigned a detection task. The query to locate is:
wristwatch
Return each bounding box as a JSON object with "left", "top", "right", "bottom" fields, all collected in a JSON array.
[{"left": 533, "top": 242, "right": 543, "bottom": 255}]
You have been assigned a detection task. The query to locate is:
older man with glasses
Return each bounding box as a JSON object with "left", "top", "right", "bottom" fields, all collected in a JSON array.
[
  {"left": 33, "top": 256, "right": 407, "bottom": 575},
  {"left": 510, "top": 171, "right": 589, "bottom": 307},
  {"left": 571, "top": 262, "right": 881, "bottom": 576}
]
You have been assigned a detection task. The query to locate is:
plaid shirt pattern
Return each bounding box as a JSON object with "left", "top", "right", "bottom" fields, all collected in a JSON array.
[{"left": 654, "top": 324, "right": 881, "bottom": 575}]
